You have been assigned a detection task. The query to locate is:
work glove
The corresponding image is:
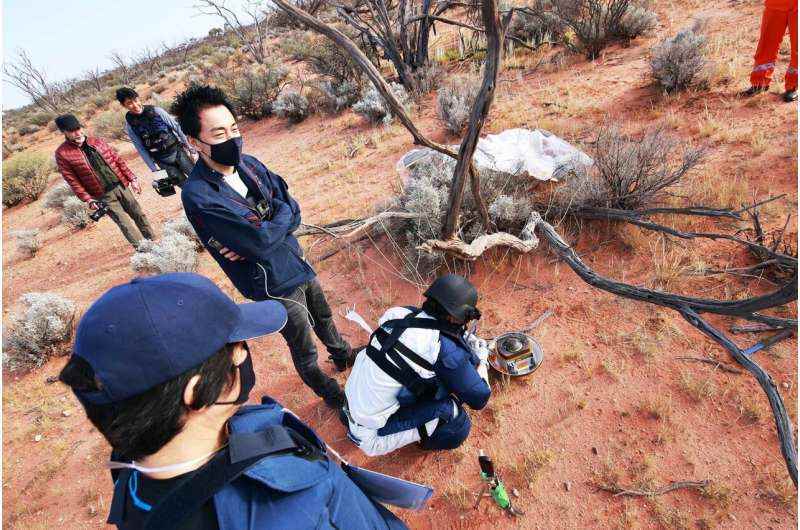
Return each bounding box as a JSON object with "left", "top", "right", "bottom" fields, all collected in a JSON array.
[{"left": 465, "top": 333, "right": 490, "bottom": 363}]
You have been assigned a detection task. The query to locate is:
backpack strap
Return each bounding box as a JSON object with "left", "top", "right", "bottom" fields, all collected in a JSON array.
[
  {"left": 142, "top": 425, "right": 314, "bottom": 530},
  {"left": 365, "top": 309, "right": 459, "bottom": 399}
]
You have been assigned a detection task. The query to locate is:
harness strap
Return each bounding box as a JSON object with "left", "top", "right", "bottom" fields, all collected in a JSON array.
[{"left": 142, "top": 425, "right": 314, "bottom": 530}]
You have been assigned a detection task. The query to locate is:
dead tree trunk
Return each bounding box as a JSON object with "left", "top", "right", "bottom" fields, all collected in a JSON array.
[
  {"left": 272, "top": 0, "right": 493, "bottom": 234},
  {"left": 441, "top": 0, "right": 504, "bottom": 238}
]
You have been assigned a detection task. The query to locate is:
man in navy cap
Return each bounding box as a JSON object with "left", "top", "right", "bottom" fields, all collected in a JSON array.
[{"left": 59, "top": 272, "right": 406, "bottom": 530}]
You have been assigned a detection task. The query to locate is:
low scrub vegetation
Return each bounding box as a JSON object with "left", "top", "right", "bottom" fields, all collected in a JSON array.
[
  {"left": 13, "top": 229, "right": 41, "bottom": 259},
  {"left": 4, "top": 292, "right": 76, "bottom": 370},
  {"left": 552, "top": 0, "right": 657, "bottom": 59},
  {"left": 3, "top": 151, "right": 53, "bottom": 207},
  {"left": 92, "top": 110, "right": 128, "bottom": 141},
  {"left": 273, "top": 90, "right": 310, "bottom": 123},
  {"left": 552, "top": 125, "right": 705, "bottom": 211},
  {"left": 42, "top": 182, "right": 74, "bottom": 210},
  {"left": 131, "top": 232, "right": 199, "bottom": 274},
  {"left": 353, "top": 83, "right": 410, "bottom": 125},
  {"left": 508, "top": 1, "right": 566, "bottom": 48},
  {"left": 210, "top": 64, "right": 289, "bottom": 119},
  {"left": 436, "top": 76, "right": 480, "bottom": 135},
  {"left": 61, "top": 197, "right": 91, "bottom": 229},
  {"left": 651, "top": 23, "right": 708, "bottom": 92}
]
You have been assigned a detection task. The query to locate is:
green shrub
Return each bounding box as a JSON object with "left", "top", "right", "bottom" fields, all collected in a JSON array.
[
  {"left": 211, "top": 64, "right": 289, "bottom": 119},
  {"left": 18, "top": 124, "right": 41, "bottom": 136},
  {"left": 29, "top": 111, "right": 56, "bottom": 127},
  {"left": 92, "top": 110, "right": 128, "bottom": 141},
  {"left": 3, "top": 151, "right": 54, "bottom": 207}
]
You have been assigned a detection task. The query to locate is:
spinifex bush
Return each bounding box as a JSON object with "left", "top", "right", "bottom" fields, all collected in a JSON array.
[
  {"left": 13, "top": 229, "right": 41, "bottom": 259},
  {"left": 274, "top": 90, "right": 310, "bottom": 123},
  {"left": 353, "top": 83, "right": 411, "bottom": 125},
  {"left": 131, "top": 232, "right": 199, "bottom": 275},
  {"left": 4, "top": 292, "right": 76, "bottom": 370},
  {"left": 650, "top": 23, "right": 708, "bottom": 92},
  {"left": 42, "top": 182, "right": 74, "bottom": 210},
  {"left": 61, "top": 196, "right": 91, "bottom": 229},
  {"left": 436, "top": 76, "right": 481, "bottom": 135},
  {"left": 552, "top": 125, "right": 705, "bottom": 210},
  {"left": 3, "top": 150, "right": 54, "bottom": 207}
]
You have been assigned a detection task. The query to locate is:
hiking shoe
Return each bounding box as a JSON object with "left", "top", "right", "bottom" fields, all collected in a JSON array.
[
  {"left": 783, "top": 90, "right": 797, "bottom": 102},
  {"left": 330, "top": 346, "right": 359, "bottom": 372},
  {"left": 740, "top": 85, "right": 768, "bottom": 97}
]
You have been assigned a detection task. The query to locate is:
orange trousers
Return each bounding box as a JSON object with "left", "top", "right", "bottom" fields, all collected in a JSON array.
[{"left": 750, "top": 0, "right": 798, "bottom": 90}]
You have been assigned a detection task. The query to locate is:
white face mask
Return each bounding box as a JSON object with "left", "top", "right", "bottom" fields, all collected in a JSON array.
[{"left": 106, "top": 445, "right": 226, "bottom": 475}]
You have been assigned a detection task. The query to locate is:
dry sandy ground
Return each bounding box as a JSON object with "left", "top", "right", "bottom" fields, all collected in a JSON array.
[{"left": 2, "top": 0, "right": 798, "bottom": 528}]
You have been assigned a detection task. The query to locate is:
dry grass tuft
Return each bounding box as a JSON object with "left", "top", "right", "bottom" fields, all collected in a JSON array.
[{"left": 678, "top": 370, "right": 717, "bottom": 403}]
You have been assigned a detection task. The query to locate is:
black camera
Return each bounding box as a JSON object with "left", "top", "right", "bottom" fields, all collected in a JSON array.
[
  {"left": 254, "top": 199, "right": 272, "bottom": 220},
  {"left": 89, "top": 200, "right": 109, "bottom": 222},
  {"left": 152, "top": 174, "right": 182, "bottom": 197}
]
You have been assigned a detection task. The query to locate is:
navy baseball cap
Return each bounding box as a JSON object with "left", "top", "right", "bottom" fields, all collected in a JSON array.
[{"left": 72, "top": 273, "right": 287, "bottom": 405}]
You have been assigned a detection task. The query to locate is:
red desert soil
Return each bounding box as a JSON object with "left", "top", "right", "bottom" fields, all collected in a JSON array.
[{"left": 3, "top": 0, "right": 797, "bottom": 528}]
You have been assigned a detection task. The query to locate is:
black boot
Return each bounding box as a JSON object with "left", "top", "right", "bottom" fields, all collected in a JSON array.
[
  {"left": 783, "top": 90, "right": 797, "bottom": 102},
  {"left": 740, "top": 85, "right": 768, "bottom": 97}
]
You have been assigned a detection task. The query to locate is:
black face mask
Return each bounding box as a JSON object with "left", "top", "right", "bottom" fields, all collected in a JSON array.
[
  {"left": 202, "top": 136, "right": 243, "bottom": 167},
  {"left": 216, "top": 344, "right": 255, "bottom": 405}
]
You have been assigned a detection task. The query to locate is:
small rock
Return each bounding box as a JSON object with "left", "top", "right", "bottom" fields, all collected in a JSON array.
[
  {"left": 34, "top": 434, "right": 42, "bottom": 442},
  {"left": 564, "top": 481, "right": 572, "bottom": 492},
  {"left": 88, "top": 505, "right": 97, "bottom": 517},
  {"left": 729, "top": 514, "right": 737, "bottom": 521},
  {"left": 781, "top": 382, "right": 789, "bottom": 389},
  {"left": 512, "top": 488, "right": 520, "bottom": 498},
  {"left": 591, "top": 447, "right": 598, "bottom": 455},
  {"left": 61, "top": 410, "right": 71, "bottom": 417}
]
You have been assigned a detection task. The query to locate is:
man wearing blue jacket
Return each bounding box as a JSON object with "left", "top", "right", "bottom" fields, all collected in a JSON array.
[
  {"left": 173, "top": 85, "right": 353, "bottom": 409},
  {"left": 116, "top": 87, "right": 196, "bottom": 196},
  {"left": 344, "top": 274, "right": 492, "bottom": 456},
  {"left": 58, "top": 272, "right": 407, "bottom": 530}
]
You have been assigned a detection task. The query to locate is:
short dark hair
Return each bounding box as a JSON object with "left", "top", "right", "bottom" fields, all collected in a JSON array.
[
  {"left": 59, "top": 344, "right": 237, "bottom": 460},
  {"left": 170, "top": 84, "right": 236, "bottom": 139},
  {"left": 115, "top": 87, "right": 139, "bottom": 104}
]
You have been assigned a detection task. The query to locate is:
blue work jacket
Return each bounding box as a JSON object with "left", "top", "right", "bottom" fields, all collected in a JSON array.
[
  {"left": 182, "top": 156, "right": 315, "bottom": 299},
  {"left": 108, "top": 398, "right": 408, "bottom": 530}
]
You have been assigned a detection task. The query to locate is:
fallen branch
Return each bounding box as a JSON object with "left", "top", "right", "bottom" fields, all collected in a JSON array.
[
  {"left": 676, "top": 356, "right": 743, "bottom": 374},
  {"left": 597, "top": 480, "right": 710, "bottom": 498},
  {"left": 730, "top": 323, "right": 789, "bottom": 334},
  {"left": 295, "top": 211, "right": 420, "bottom": 239},
  {"left": 420, "top": 212, "right": 539, "bottom": 259}
]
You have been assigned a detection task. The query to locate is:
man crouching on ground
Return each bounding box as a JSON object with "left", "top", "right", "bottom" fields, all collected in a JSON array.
[
  {"left": 59, "top": 272, "right": 406, "bottom": 529},
  {"left": 344, "top": 274, "right": 492, "bottom": 456},
  {"left": 172, "top": 85, "right": 354, "bottom": 410}
]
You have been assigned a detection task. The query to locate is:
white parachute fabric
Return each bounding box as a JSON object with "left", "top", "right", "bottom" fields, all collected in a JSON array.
[{"left": 396, "top": 128, "right": 593, "bottom": 182}]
